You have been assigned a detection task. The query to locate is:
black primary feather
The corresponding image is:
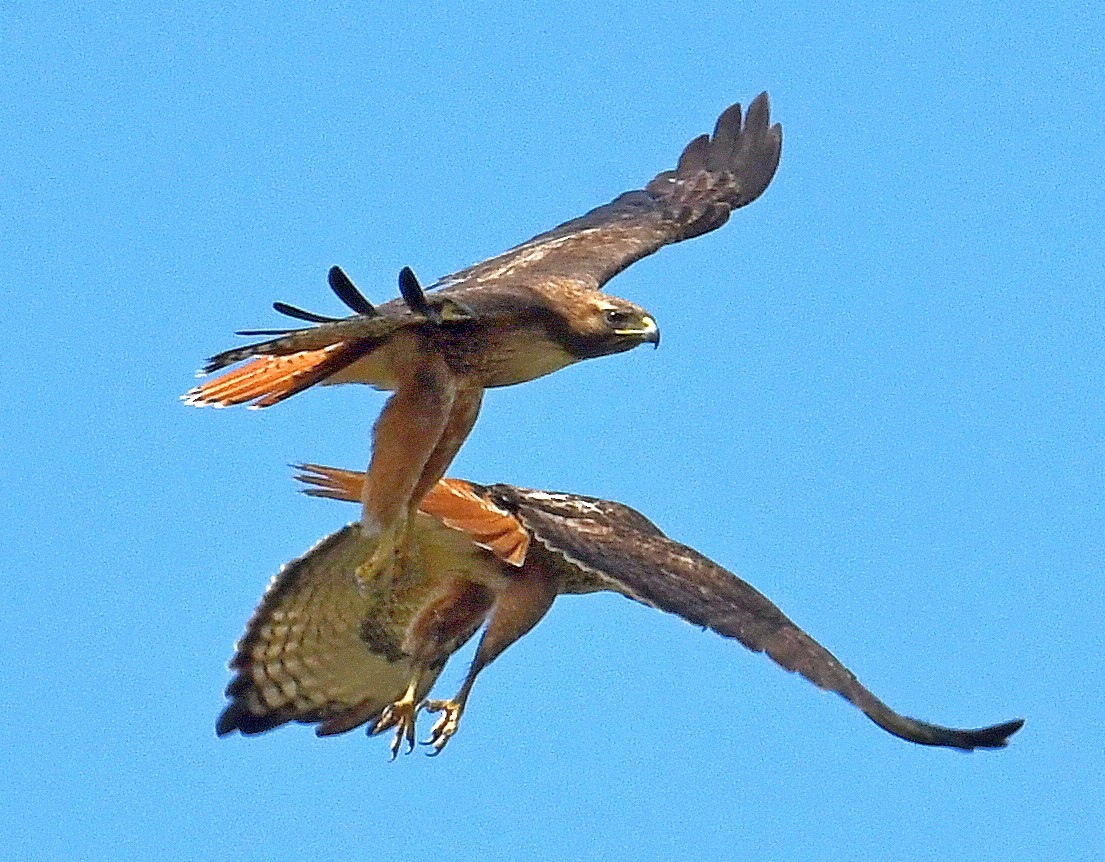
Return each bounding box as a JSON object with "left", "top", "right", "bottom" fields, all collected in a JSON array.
[
  {"left": 397, "top": 266, "right": 431, "bottom": 316},
  {"left": 272, "top": 302, "right": 343, "bottom": 324},
  {"left": 328, "top": 266, "right": 379, "bottom": 317}
]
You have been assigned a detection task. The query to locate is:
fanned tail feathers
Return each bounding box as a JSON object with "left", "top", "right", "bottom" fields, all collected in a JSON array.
[
  {"left": 421, "top": 479, "right": 530, "bottom": 566},
  {"left": 293, "top": 463, "right": 365, "bottom": 501},
  {"left": 184, "top": 343, "right": 351, "bottom": 408},
  {"left": 294, "top": 465, "right": 530, "bottom": 566}
]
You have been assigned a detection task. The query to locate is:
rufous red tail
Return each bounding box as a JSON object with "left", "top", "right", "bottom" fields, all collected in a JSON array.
[
  {"left": 184, "top": 346, "right": 343, "bottom": 408},
  {"left": 421, "top": 479, "right": 530, "bottom": 566},
  {"left": 294, "top": 464, "right": 530, "bottom": 566}
]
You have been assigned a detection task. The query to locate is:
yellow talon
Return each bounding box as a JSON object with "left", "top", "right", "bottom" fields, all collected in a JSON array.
[
  {"left": 371, "top": 679, "right": 422, "bottom": 759},
  {"left": 358, "top": 516, "right": 413, "bottom": 585},
  {"left": 424, "top": 699, "right": 465, "bottom": 755}
]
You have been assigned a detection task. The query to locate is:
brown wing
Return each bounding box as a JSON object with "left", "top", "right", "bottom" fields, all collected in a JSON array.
[
  {"left": 217, "top": 516, "right": 492, "bottom": 737},
  {"left": 186, "top": 98, "right": 776, "bottom": 407},
  {"left": 489, "top": 484, "right": 1024, "bottom": 751},
  {"left": 433, "top": 93, "right": 782, "bottom": 292}
]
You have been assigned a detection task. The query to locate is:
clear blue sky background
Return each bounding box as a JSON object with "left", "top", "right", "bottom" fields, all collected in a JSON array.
[{"left": 2, "top": 3, "right": 1101, "bottom": 860}]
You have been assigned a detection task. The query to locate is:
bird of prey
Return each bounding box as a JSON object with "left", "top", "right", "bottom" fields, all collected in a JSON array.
[
  {"left": 217, "top": 464, "right": 1024, "bottom": 757},
  {"left": 185, "top": 94, "right": 782, "bottom": 581}
]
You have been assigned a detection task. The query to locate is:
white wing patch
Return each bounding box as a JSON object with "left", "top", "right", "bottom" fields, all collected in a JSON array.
[
  {"left": 457, "top": 229, "right": 606, "bottom": 285},
  {"left": 521, "top": 512, "right": 662, "bottom": 610},
  {"left": 513, "top": 490, "right": 611, "bottom": 518}
]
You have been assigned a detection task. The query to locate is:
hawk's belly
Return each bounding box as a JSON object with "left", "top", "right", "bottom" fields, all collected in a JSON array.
[
  {"left": 322, "top": 324, "right": 579, "bottom": 390},
  {"left": 478, "top": 331, "right": 580, "bottom": 388}
]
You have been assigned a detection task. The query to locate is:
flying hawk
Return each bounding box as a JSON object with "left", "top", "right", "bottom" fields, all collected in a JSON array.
[
  {"left": 217, "top": 465, "right": 1024, "bottom": 757},
  {"left": 185, "top": 94, "right": 782, "bottom": 580}
]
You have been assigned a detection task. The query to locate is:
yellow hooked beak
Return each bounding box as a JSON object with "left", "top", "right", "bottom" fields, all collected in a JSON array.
[{"left": 614, "top": 314, "right": 660, "bottom": 347}]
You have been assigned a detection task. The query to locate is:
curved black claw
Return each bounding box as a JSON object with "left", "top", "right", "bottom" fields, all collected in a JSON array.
[
  {"left": 397, "top": 266, "right": 476, "bottom": 325},
  {"left": 235, "top": 324, "right": 309, "bottom": 336},
  {"left": 422, "top": 699, "right": 464, "bottom": 756},
  {"left": 371, "top": 700, "right": 420, "bottom": 761},
  {"left": 236, "top": 299, "right": 339, "bottom": 335},
  {"left": 267, "top": 301, "right": 342, "bottom": 325},
  {"left": 248, "top": 265, "right": 377, "bottom": 332}
]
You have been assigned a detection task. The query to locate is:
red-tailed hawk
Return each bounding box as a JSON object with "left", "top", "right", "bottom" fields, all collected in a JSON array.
[
  {"left": 186, "top": 94, "right": 782, "bottom": 580},
  {"left": 217, "top": 465, "right": 1024, "bottom": 756}
]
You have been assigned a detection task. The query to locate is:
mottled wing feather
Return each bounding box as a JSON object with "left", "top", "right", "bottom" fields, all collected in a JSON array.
[
  {"left": 498, "top": 488, "right": 1023, "bottom": 751},
  {"left": 218, "top": 523, "right": 447, "bottom": 737},
  {"left": 197, "top": 303, "right": 415, "bottom": 374},
  {"left": 484, "top": 485, "right": 667, "bottom": 538},
  {"left": 434, "top": 93, "right": 782, "bottom": 291}
]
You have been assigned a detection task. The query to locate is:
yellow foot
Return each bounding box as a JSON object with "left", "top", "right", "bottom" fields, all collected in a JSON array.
[
  {"left": 423, "top": 699, "right": 465, "bottom": 755},
  {"left": 371, "top": 693, "right": 422, "bottom": 759}
]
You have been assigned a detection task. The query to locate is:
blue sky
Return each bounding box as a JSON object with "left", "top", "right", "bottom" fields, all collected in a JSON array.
[{"left": 2, "top": 3, "right": 1101, "bottom": 860}]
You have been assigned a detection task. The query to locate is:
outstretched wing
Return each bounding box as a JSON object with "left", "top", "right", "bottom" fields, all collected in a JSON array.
[
  {"left": 186, "top": 99, "right": 778, "bottom": 407},
  {"left": 434, "top": 93, "right": 782, "bottom": 292},
  {"left": 217, "top": 518, "right": 486, "bottom": 737},
  {"left": 218, "top": 525, "right": 412, "bottom": 736},
  {"left": 493, "top": 485, "right": 1023, "bottom": 751}
]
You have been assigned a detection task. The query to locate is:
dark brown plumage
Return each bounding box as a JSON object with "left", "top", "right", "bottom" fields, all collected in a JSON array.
[
  {"left": 186, "top": 94, "right": 782, "bottom": 584},
  {"left": 217, "top": 465, "right": 1024, "bottom": 756},
  {"left": 186, "top": 93, "right": 782, "bottom": 407}
]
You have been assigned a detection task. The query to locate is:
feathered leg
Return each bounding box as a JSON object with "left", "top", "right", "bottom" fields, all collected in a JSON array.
[
  {"left": 424, "top": 563, "right": 560, "bottom": 753},
  {"left": 371, "top": 578, "right": 495, "bottom": 757},
  {"left": 409, "top": 385, "right": 484, "bottom": 508},
  {"left": 360, "top": 349, "right": 458, "bottom": 574}
]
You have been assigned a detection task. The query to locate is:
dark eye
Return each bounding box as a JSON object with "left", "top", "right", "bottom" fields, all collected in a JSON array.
[{"left": 603, "top": 309, "right": 635, "bottom": 329}]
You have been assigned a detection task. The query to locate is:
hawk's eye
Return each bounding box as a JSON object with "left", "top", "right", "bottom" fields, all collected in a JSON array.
[{"left": 603, "top": 309, "right": 635, "bottom": 330}]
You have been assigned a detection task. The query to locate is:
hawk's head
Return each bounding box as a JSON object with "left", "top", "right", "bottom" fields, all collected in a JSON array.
[{"left": 547, "top": 289, "right": 660, "bottom": 360}]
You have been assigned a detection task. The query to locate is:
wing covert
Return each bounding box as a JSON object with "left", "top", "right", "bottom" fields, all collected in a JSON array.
[
  {"left": 434, "top": 93, "right": 782, "bottom": 292},
  {"left": 505, "top": 497, "right": 1022, "bottom": 751}
]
